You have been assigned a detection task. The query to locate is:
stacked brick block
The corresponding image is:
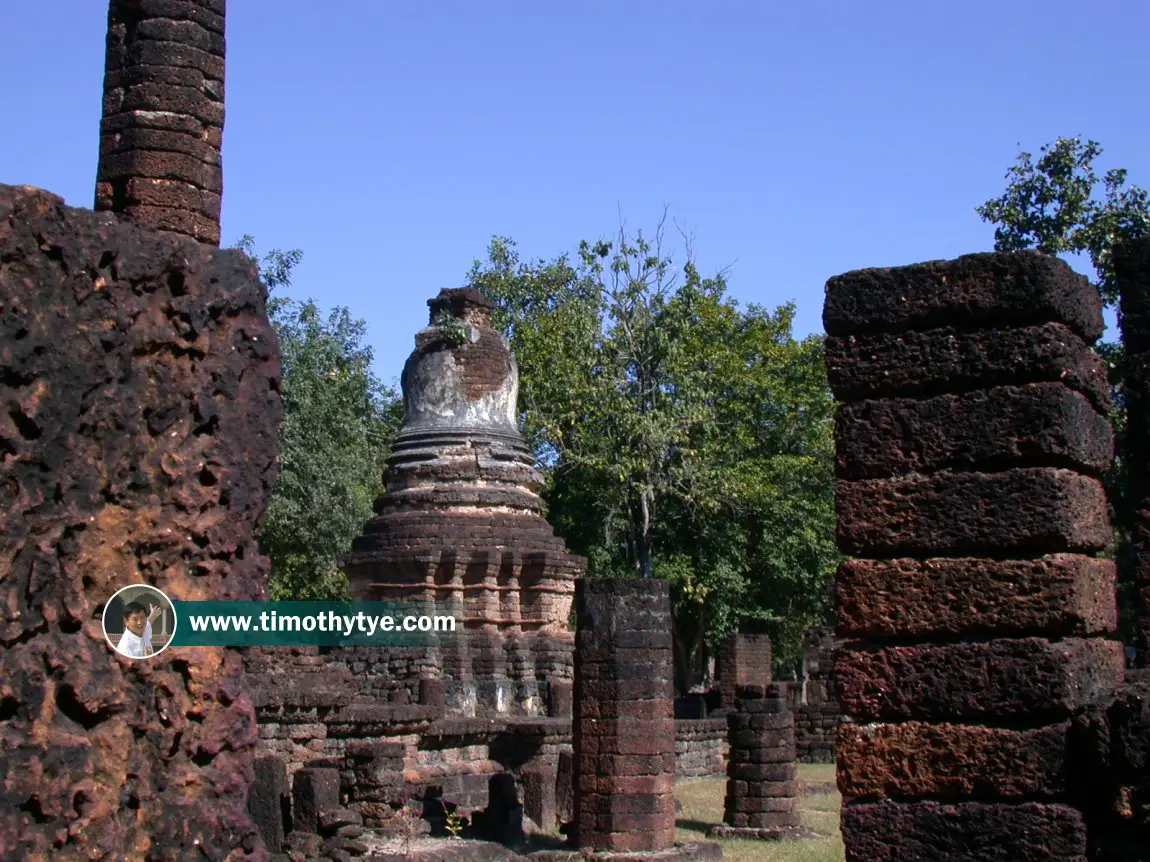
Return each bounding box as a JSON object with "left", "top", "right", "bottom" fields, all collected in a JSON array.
[
  {"left": 825, "top": 252, "right": 1124, "bottom": 860},
  {"left": 717, "top": 632, "right": 772, "bottom": 709},
  {"left": 1117, "top": 237, "right": 1150, "bottom": 666},
  {"left": 717, "top": 684, "right": 800, "bottom": 837},
  {"left": 573, "top": 579, "right": 677, "bottom": 853},
  {"left": 97, "top": 0, "right": 226, "bottom": 244}
]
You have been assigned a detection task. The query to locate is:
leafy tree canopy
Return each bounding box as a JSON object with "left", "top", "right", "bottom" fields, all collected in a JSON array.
[
  {"left": 977, "top": 136, "right": 1149, "bottom": 305},
  {"left": 467, "top": 216, "right": 838, "bottom": 683}
]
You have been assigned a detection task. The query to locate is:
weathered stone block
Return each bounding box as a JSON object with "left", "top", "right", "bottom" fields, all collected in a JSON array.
[
  {"left": 128, "top": 0, "right": 226, "bottom": 35},
  {"left": 726, "top": 780, "right": 796, "bottom": 798},
  {"left": 834, "top": 555, "right": 1118, "bottom": 639},
  {"left": 744, "top": 811, "right": 802, "bottom": 829},
  {"left": 292, "top": 768, "right": 340, "bottom": 834},
  {"left": 730, "top": 743, "right": 797, "bottom": 763},
  {"left": 841, "top": 800, "right": 1088, "bottom": 861},
  {"left": 836, "top": 469, "right": 1111, "bottom": 557},
  {"left": 0, "top": 184, "right": 280, "bottom": 858},
  {"left": 835, "top": 384, "right": 1113, "bottom": 480},
  {"left": 825, "top": 323, "right": 1109, "bottom": 410},
  {"left": 548, "top": 680, "right": 573, "bottom": 717},
  {"left": 728, "top": 712, "right": 794, "bottom": 731},
  {"left": 725, "top": 796, "right": 797, "bottom": 813},
  {"left": 837, "top": 722, "right": 1070, "bottom": 799},
  {"left": 248, "top": 757, "right": 287, "bottom": 853},
  {"left": 836, "top": 638, "right": 1125, "bottom": 722},
  {"left": 823, "top": 251, "right": 1103, "bottom": 341},
  {"left": 132, "top": 17, "right": 226, "bottom": 55}
]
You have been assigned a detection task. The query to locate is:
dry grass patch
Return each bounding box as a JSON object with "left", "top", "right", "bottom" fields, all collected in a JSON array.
[{"left": 675, "top": 764, "right": 843, "bottom": 862}]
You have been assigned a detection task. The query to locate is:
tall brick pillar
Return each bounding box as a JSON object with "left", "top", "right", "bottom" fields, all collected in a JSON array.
[
  {"left": 573, "top": 579, "right": 676, "bottom": 853},
  {"left": 96, "top": 0, "right": 226, "bottom": 245},
  {"left": 1117, "top": 236, "right": 1150, "bottom": 668},
  {"left": 717, "top": 632, "right": 772, "bottom": 710},
  {"left": 825, "top": 252, "right": 1124, "bottom": 860}
]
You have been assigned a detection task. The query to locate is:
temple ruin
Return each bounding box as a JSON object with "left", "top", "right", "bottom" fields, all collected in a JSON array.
[
  {"left": 344, "top": 286, "right": 584, "bottom": 717},
  {"left": 6, "top": 1, "right": 1150, "bottom": 860}
]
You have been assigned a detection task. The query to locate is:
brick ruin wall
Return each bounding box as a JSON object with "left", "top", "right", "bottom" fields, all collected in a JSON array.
[
  {"left": 787, "top": 627, "right": 840, "bottom": 763},
  {"left": 244, "top": 646, "right": 572, "bottom": 816},
  {"left": 246, "top": 647, "right": 728, "bottom": 823},
  {"left": 826, "top": 252, "right": 1127, "bottom": 860},
  {"left": 97, "top": 0, "right": 227, "bottom": 245},
  {"left": 673, "top": 718, "right": 727, "bottom": 780},
  {"left": 714, "top": 629, "right": 840, "bottom": 764},
  {"left": 0, "top": 184, "right": 281, "bottom": 858}
]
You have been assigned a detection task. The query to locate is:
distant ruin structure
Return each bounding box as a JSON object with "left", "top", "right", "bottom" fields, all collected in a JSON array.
[
  {"left": 788, "top": 627, "right": 839, "bottom": 763},
  {"left": 96, "top": 0, "right": 227, "bottom": 245},
  {"left": 826, "top": 252, "right": 1125, "bottom": 859},
  {"left": 716, "top": 632, "right": 772, "bottom": 710}
]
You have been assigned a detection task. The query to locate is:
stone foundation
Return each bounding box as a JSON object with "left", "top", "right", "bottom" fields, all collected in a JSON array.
[{"left": 826, "top": 251, "right": 1121, "bottom": 860}]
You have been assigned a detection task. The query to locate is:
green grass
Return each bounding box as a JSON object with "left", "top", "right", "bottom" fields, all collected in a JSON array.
[{"left": 675, "top": 764, "right": 844, "bottom": 862}]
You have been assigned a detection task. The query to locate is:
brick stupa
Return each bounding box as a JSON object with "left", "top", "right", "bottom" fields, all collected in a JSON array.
[{"left": 344, "top": 288, "right": 585, "bottom": 716}]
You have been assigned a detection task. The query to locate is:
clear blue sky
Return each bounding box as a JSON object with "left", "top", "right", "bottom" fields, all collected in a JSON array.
[{"left": 4, "top": 1, "right": 1146, "bottom": 383}]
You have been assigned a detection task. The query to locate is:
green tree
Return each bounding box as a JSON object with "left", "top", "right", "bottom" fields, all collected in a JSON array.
[
  {"left": 235, "top": 237, "right": 402, "bottom": 599},
  {"left": 976, "top": 137, "right": 1149, "bottom": 304},
  {"left": 468, "top": 218, "right": 837, "bottom": 685},
  {"left": 977, "top": 137, "right": 1150, "bottom": 643}
]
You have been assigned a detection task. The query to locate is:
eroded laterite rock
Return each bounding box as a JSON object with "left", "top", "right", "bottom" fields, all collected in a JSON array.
[
  {"left": 834, "top": 555, "right": 1118, "bottom": 639},
  {"left": 824, "top": 322, "right": 1112, "bottom": 410},
  {"left": 835, "top": 468, "right": 1112, "bottom": 557},
  {"left": 841, "top": 800, "right": 1089, "bottom": 861},
  {"left": 0, "top": 184, "right": 281, "bottom": 860},
  {"left": 822, "top": 251, "right": 1104, "bottom": 341},
  {"left": 835, "top": 637, "right": 1125, "bottom": 722},
  {"left": 837, "top": 721, "right": 1071, "bottom": 800},
  {"left": 834, "top": 383, "right": 1114, "bottom": 480}
]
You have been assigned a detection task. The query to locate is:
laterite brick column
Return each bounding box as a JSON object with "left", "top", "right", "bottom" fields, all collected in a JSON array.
[
  {"left": 573, "top": 578, "right": 676, "bottom": 852},
  {"left": 717, "top": 633, "right": 772, "bottom": 710},
  {"left": 713, "top": 684, "right": 800, "bottom": 839},
  {"left": 1117, "top": 236, "right": 1150, "bottom": 667},
  {"left": 97, "top": 0, "right": 226, "bottom": 244},
  {"left": 825, "top": 252, "right": 1124, "bottom": 861}
]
